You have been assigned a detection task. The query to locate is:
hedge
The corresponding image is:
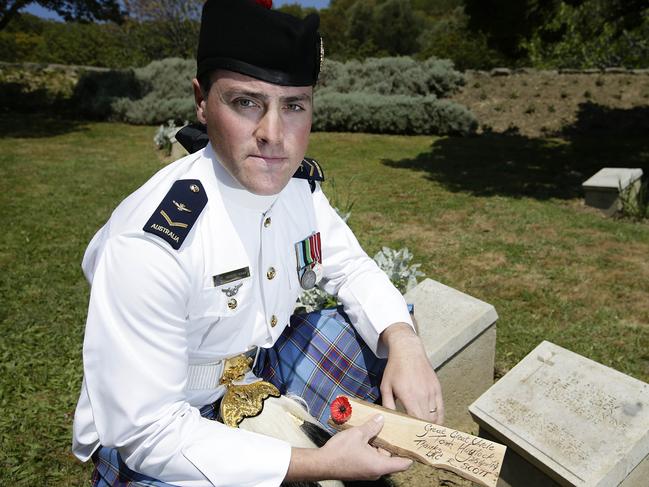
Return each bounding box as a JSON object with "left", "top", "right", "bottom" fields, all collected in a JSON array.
[
  {"left": 68, "top": 56, "right": 476, "bottom": 135},
  {"left": 313, "top": 92, "right": 477, "bottom": 135},
  {"left": 318, "top": 57, "right": 465, "bottom": 97}
]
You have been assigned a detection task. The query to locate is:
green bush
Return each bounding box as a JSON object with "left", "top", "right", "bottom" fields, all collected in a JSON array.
[
  {"left": 0, "top": 64, "right": 81, "bottom": 113},
  {"left": 312, "top": 92, "right": 477, "bottom": 135},
  {"left": 72, "top": 58, "right": 195, "bottom": 123},
  {"left": 111, "top": 58, "right": 195, "bottom": 124},
  {"left": 522, "top": 2, "right": 649, "bottom": 69},
  {"left": 72, "top": 69, "right": 141, "bottom": 119},
  {"left": 314, "top": 56, "right": 476, "bottom": 135},
  {"left": 318, "top": 56, "right": 464, "bottom": 97},
  {"left": 416, "top": 9, "right": 509, "bottom": 70},
  {"left": 70, "top": 56, "right": 476, "bottom": 133}
]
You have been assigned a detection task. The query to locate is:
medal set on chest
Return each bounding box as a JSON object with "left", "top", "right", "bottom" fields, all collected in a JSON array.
[{"left": 294, "top": 232, "right": 323, "bottom": 290}]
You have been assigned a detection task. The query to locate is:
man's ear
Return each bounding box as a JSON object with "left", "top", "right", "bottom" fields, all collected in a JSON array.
[{"left": 192, "top": 78, "right": 207, "bottom": 124}]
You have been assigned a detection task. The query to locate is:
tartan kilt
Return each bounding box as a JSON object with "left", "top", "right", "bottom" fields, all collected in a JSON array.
[
  {"left": 90, "top": 404, "right": 218, "bottom": 486},
  {"left": 90, "top": 308, "right": 386, "bottom": 486},
  {"left": 254, "top": 307, "right": 387, "bottom": 430}
]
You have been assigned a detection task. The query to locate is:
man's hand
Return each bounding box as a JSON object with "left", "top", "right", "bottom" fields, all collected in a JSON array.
[
  {"left": 285, "top": 415, "right": 412, "bottom": 482},
  {"left": 379, "top": 322, "right": 445, "bottom": 424}
]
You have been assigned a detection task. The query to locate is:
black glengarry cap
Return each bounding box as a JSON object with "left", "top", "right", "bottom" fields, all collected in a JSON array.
[{"left": 197, "top": 0, "right": 322, "bottom": 86}]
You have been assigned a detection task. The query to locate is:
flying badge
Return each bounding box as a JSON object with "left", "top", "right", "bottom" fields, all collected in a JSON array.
[{"left": 294, "top": 232, "right": 322, "bottom": 290}]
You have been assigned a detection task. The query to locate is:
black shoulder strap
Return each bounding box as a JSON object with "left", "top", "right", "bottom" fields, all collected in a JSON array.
[
  {"left": 143, "top": 180, "right": 208, "bottom": 250},
  {"left": 292, "top": 157, "right": 325, "bottom": 193},
  {"left": 176, "top": 123, "right": 209, "bottom": 154}
]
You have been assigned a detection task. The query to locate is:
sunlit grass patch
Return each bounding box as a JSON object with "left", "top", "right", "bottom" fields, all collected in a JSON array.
[{"left": 1, "top": 115, "right": 648, "bottom": 485}]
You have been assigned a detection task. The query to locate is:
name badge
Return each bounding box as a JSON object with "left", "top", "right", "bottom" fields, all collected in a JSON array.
[{"left": 213, "top": 267, "right": 250, "bottom": 287}]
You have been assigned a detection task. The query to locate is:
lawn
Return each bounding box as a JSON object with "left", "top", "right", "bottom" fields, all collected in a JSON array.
[{"left": 1, "top": 113, "right": 648, "bottom": 485}]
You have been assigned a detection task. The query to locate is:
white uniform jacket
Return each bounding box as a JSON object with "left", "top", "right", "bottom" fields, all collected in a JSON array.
[{"left": 72, "top": 143, "right": 413, "bottom": 486}]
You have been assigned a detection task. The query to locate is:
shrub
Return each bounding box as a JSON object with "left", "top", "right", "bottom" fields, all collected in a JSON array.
[
  {"left": 373, "top": 247, "right": 424, "bottom": 294},
  {"left": 295, "top": 245, "right": 426, "bottom": 313},
  {"left": 111, "top": 58, "right": 195, "bottom": 124},
  {"left": 619, "top": 178, "right": 649, "bottom": 221},
  {"left": 318, "top": 56, "right": 464, "bottom": 98},
  {"left": 416, "top": 9, "right": 509, "bottom": 71},
  {"left": 72, "top": 69, "right": 141, "bottom": 119},
  {"left": 312, "top": 92, "right": 477, "bottom": 135},
  {"left": 72, "top": 58, "right": 195, "bottom": 123},
  {"left": 313, "top": 56, "right": 475, "bottom": 135},
  {"left": 70, "top": 56, "right": 477, "bottom": 133}
]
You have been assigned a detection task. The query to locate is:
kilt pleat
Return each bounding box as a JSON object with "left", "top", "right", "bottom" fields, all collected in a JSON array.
[{"left": 254, "top": 308, "right": 387, "bottom": 430}]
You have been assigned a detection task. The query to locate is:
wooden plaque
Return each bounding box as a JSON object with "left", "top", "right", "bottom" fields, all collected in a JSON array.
[{"left": 329, "top": 396, "right": 506, "bottom": 487}]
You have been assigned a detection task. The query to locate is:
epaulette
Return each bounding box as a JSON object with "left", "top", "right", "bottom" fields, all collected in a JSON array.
[
  {"left": 143, "top": 180, "right": 208, "bottom": 250},
  {"left": 175, "top": 123, "right": 209, "bottom": 154},
  {"left": 292, "top": 157, "right": 324, "bottom": 192}
]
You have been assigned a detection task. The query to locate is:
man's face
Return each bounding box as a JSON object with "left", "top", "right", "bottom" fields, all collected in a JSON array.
[{"left": 193, "top": 70, "right": 313, "bottom": 196}]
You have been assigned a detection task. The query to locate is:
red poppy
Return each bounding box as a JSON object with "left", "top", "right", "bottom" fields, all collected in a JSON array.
[
  {"left": 330, "top": 396, "right": 352, "bottom": 424},
  {"left": 255, "top": 0, "right": 272, "bottom": 8}
]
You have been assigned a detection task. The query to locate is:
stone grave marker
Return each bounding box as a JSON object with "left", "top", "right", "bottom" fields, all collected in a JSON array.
[
  {"left": 582, "top": 167, "right": 643, "bottom": 215},
  {"left": 404, "top": 278, "right": 498, "bottom": 432},
  {"left": 469, "top": 341, "right": 649, "bottom": 486}
]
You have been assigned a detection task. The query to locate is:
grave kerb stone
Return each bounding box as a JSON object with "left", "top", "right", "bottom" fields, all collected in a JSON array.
[
  {"left": 582, "top": 167, "right": 643, "bottom": 192},
  {"left": 404, "top": 278, "right": 498, "bottom": 370},
  {"left": 582, "top": 167, "right": 643, "bottom": 215}
]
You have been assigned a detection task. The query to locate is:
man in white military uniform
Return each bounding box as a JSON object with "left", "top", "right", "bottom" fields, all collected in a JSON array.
[{"left": 72, "top": 1, "right": 444, "bottom": 485}]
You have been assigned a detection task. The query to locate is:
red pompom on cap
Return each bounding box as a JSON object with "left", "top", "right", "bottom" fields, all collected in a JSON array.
[
  {"left": 330, "top": 396, "right": 352, "bottom": 424},
  {"left": 255, "top": 0, "right": 272, "bottom": 8}
]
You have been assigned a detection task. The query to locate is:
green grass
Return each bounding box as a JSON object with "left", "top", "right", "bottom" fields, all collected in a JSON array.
[{"left": 2, "top": 114, "right": 648, "bottom": 485}]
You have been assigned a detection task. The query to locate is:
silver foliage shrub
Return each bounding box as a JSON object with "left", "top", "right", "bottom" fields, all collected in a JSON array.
[
  {"left": 312, "top": 92, "right": 477, "bottom": 136},
  {"left": 112, "top": 58, "right": 195, "bottom": 124},
  {"left": 317, "top": 57, "right": 465, "bottom": 98},
  {"left": 154, "top": 119, "right": 187, "bottom": 155},
  {"left": 73, "top": 56, "right": 476, "bottom": 134},
  {"left": 372, "top": 246, "right": 424, "bottom": 294},
  {"left": 295, "top": 245, "right": 424, "bottom": 313}
]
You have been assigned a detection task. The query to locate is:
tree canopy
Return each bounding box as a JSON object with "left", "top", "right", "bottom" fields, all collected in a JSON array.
[{"left": 1, "top": 1, "right": 125, "bottom": 31}]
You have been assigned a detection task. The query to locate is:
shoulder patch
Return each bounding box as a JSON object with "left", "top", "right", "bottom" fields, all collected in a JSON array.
[
  {"left": 293, "top": 157, "right": 324, "bottom": 182},
  {"left": 143, "top": 179, "right": 208, "bottom": 250},
  {"left": 175, "top": 123, "right": 209, "bottom": 154},
  {"left": 292, "top": 157, "right": 324, "bottom": 193}
]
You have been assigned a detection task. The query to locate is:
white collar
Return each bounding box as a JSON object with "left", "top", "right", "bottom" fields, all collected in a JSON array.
[{"left": 205, "top": 143, "right": 278, "bottom": 213}]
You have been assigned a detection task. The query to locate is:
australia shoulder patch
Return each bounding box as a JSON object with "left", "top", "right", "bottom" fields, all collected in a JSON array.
[{"left": 143, "top": 179, "right": 208, "bottom": 250}]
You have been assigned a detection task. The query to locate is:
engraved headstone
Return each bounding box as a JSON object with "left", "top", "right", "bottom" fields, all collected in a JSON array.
[
  {"left": 405, "top": 278, "right": 498, "bottom": 432},
  {"left": 469, "top": 341, "right": 649, "bottom": 486}
]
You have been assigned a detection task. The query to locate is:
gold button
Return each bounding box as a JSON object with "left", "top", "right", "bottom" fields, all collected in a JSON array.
[
  {"left": 266, "top": 267, "right": 276, "bottom": 280},
  {"left": 190, "top": 184, "right": 200, "bottom": 193},
  {"left": 227, "top": 298, "right": 237, "bottom": 310},
  {"left": 270, "top": 315, "right": 278, "bottom": 327},
  {"left": 264, "top": 217, "right": 271, "bottom": 228}
]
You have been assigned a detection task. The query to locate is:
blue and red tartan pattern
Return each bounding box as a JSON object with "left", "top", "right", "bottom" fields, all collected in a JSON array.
[
  {"left": 89, "top": 309, "right": 386, "bottom": 485},
  {"left": 90, "top": 404, "right": 218, "bottom": 486},
  {"left": 254, "top": 307, "right": 387, "bottom": 430}
]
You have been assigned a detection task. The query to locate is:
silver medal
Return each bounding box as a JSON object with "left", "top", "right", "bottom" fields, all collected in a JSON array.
[{"left": 300, "top": 268, "right": 317, "bottom": 290}]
